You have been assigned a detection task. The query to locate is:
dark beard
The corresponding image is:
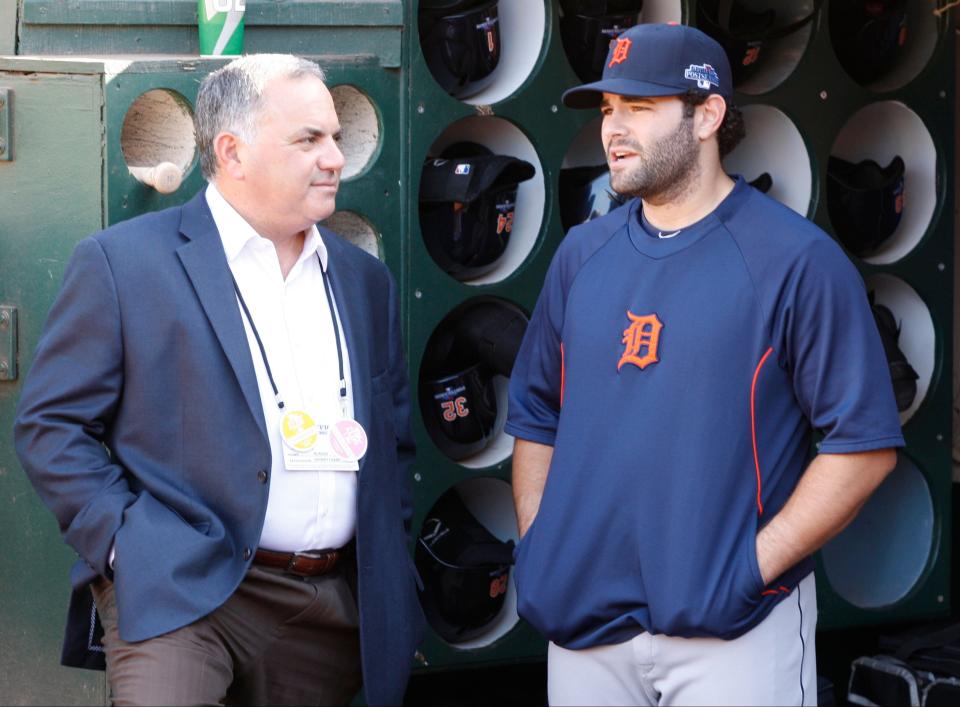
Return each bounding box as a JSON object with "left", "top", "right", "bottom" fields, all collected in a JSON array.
[{"left": 609, "top": 114, "right": 700, "bottom": 204}]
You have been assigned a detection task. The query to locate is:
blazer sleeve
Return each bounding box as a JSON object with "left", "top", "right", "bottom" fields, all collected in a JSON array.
[
  {"left": 14, "top": 237, "right": 136, "bottom": 579},
  {"left": 386, "top": 269, "right": 416, "bottom": 538}
]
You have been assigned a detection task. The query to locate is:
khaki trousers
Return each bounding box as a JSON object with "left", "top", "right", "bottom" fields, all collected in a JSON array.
[{"left": 90, "top": 564, "right": 362, "bottom": 707}]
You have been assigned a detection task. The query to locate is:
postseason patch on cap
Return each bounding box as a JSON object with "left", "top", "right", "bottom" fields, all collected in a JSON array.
[{"left": 683, "top": 63, "right": 721, "bottom": 90}]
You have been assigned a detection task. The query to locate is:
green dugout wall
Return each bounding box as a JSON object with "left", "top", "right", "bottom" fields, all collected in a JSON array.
[
  {"left": 0, "top": 0, "right": 955, "bottom": 701},
  {"left": 403, "top": 0, "right": 956, "bottom": 664}
]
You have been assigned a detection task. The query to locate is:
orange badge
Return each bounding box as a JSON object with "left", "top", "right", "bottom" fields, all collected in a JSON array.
[
  {"left": 608, "top": 37, "right": 632, "bottom": 68},
  {"left": 617, "top": 311, "right": 663, "bottom": 371}
]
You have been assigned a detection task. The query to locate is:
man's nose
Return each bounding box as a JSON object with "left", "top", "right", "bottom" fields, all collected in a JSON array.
[
  {"left": 601, "top": 113, "right": 627, "bottom": 143},
  {"left": 321, "top": 138, "right": 346, "bottom": 172}
]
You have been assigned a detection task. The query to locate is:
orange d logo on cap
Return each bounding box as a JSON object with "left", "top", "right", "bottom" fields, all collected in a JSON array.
[{"left": 608, "top": 37, "right": 633, "bottom": 68}]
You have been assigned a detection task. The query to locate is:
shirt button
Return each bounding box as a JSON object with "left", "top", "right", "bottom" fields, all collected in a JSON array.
[
  {"left": 242, "top": 547, "right": 252, "bottom": 561},
  {"left": 257, "top": 469, "right": 268, "bottom": 484}
]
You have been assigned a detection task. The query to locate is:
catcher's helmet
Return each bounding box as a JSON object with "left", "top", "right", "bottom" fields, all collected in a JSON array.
[
  {"left": 419, "top": 0, "right": 502, "bottom": 99},
  {"left": 827, "top": 154, "right": 905, "bottom": 257},
  {"left": 416, "top": 489, "right": 515, "bottom": 643}
]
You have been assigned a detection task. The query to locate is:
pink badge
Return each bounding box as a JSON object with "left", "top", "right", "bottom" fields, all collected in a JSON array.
[{"left": 329, "top": 419, "right": 368, "bottom": 461}]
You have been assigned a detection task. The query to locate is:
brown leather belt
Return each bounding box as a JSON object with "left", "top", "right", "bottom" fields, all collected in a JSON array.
[{"left": 253, "top": 546, "right": 348, "bottom": 577}]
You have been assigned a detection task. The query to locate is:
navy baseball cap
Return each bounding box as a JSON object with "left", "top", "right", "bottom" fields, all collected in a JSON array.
[{"left": 562, "top": 22, "right": 733, "bottom": 109}]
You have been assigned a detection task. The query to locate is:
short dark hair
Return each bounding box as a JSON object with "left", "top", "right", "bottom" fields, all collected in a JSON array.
[{"left": 679, "top": 90, "right": 745, "bottom": 158}]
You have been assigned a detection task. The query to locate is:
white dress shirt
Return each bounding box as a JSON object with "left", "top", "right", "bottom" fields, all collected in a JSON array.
[{"left": 206, "top": 184, "right": 357, "bottom": 552}]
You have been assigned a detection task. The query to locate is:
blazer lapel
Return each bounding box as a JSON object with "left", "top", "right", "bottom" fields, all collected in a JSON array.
[
  {"left": 175, "top": 192, "right": 269, "bottom": 445},
  {"left": 323, "top": 237, "right": 372, "bottom": 449}
]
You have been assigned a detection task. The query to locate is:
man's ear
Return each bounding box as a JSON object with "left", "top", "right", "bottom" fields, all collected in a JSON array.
[
  {"left": 213, "top": 131, "right": 245, "bottom": 180},
  {"left": 696, "top": 94, "right": 728, "bottom": 142}
]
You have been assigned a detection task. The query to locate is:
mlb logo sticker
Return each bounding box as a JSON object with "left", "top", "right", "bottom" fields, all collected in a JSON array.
[
  {"left": 683, "top": 63, "right": 720, "bottom": 90},
  {"left": 455, "top": 163, "right": 471, "bottom": 175}
]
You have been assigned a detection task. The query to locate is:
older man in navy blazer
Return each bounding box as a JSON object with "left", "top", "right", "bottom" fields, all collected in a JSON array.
[{"left": 14, "top": 54, "right": 423, "bottom": 705}]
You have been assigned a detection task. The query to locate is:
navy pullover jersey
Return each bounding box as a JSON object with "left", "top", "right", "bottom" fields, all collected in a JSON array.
[{"left": 506, "top": 177, "right": 904, "bottom": 649}]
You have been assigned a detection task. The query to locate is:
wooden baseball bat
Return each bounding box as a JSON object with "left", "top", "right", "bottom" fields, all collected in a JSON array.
[{"left": 128, "top": 161, "right": 183, "bottom": 194}]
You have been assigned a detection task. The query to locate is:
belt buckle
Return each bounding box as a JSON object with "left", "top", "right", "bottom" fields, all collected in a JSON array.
[
  {"left": 288, "top": 549, "right": 335, "bottom": 577},
  {"left": 286, "top": 552, "right": 313, "bottom": 577},
  {"left": 285, "top": 553, "right": 300, "bottom": 575}
]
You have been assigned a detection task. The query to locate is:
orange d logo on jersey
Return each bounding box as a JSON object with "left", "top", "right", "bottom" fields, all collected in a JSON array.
[
  {"left": 618, "top": 311, "right": 663, "bottom": 371},
  {"left": 608, "top": 37, "right": 632, "bottom": 68}
]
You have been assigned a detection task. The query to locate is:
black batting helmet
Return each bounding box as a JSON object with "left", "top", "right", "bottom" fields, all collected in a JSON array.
[
  {"left": 420, "top": 142, "right": 535, "bottom": 281},
  {"left": 419, "top": 0, "right": 502, "bottom": 99},
  {"left": 416, "top": 489, "right": 516, "bottom": 643},
  {"left": 827, "top": 154, "right": 905, "bottom": 257}
]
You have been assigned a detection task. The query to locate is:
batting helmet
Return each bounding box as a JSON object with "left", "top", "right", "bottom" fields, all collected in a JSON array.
[
  {"left": 419, "top": 0, "right": 502, "bottom": 99},
  {"left": 559, "top": 0, "right": 644, "bottom": 83},
  {"left": 697, "top": 0, "right": 821, "bottom": 85},
  {"left": 749, "top": 171, "right": 773, "bottom": 194},
  {"left": 827, "top": 154, "right": 905, "bottom": 257},
  {"left": 830, "top": 0, "right": 907, "bottom": 85},
  {"left": 420, "top": 300, "right": 528, "bottom": 461},
  {"left": 419, "top": 142, "right": 536, "bottom": 281},
  {"left": 422, "top": 362, "right": 499, "bottom": 461},
  {"left": 559, "top": 164, "right": 630, "bottom": 232},
  {"left": 416, "top": 488, "right": 515, "bottom": 643},
  {"left": 869, "top": 292, "right": 919, "bottom": 413}
]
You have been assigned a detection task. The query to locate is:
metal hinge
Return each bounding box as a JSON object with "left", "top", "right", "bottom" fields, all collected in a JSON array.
[
  {"left": 0, "top": 88, "right": 10, "bottom": 161},
  {"left": 0, "top": 306, "right": 18, "bottom": 381}
]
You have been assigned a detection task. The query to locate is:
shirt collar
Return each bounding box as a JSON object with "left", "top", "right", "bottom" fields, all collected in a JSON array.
[{"left": 205, "top": 183, "right": 329, "bottom": 272}]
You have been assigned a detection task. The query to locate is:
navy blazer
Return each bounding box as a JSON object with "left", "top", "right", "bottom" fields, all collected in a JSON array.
[{"left": 14, "top": 191, "right": 424, "bottom": 705}]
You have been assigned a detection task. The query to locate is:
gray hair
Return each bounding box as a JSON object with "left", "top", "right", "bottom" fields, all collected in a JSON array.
[{"left": 194, "top": 54, "right": 326, "bottom": 180}]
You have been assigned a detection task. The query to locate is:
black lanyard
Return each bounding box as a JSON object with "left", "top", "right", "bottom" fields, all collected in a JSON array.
[{"left": 231, "top": 253, "right": 347, "bottom": 412}]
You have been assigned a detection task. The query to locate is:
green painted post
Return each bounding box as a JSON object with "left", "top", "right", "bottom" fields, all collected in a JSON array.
[{"left": 0, "top": 64, "right": 108, "bottom": 705}]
